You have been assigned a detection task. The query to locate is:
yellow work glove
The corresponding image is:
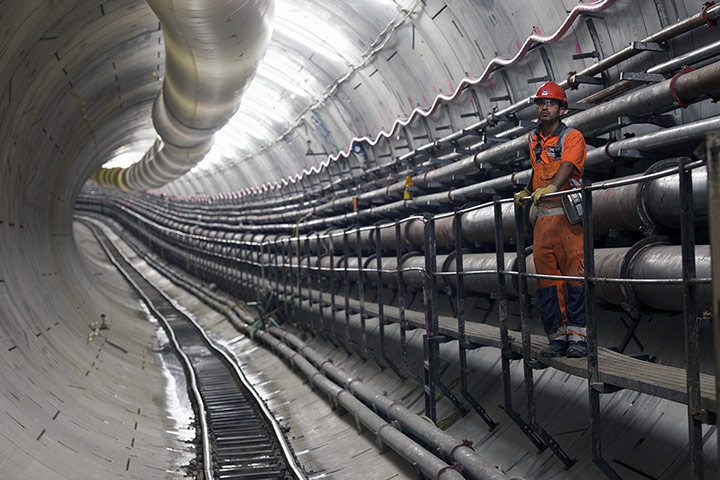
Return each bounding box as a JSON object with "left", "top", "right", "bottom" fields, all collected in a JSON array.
[
  {"left": 513, "top": 188, "right": 531, "bottom": 206},
  {"left": 531, "top": 184, "right": 558, "bottom": 205}
]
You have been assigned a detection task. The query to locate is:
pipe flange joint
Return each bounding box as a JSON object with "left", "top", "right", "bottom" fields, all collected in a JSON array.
[
  {"left": 347, "top": 377, "right": 363, "bottom": 390},
  {"left": 669, "top": 66, "right": 696, "bottom": 109},
  {"left": 702, "top": 2, "right": 718, "bottom": 27},
  {"left": 435, "top": 464, "right": 463, "bottom": 479},
  {"left": 619, "top": 235, "right": 672, "bottom": 314},
  {"left": 635, "top": 158, "right": 686, "bottom": 236},
  {"left": 385, "top": 400, "right": 403, "bottom": 418},
  {"left": 449, "top": 439, "right": 474, "bottom": 463}
]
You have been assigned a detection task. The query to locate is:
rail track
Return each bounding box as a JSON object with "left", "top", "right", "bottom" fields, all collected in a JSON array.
[{"left": 81, "top": 218, "right": 305, "bottom": 480}]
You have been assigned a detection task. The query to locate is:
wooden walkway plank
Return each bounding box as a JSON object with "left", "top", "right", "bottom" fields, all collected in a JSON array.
[{"left": 293, "top": 287, "right": 716, "bottom": 413}]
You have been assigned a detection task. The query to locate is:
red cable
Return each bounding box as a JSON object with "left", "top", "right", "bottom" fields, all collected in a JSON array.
[
  {"left": 702, "top": 1, "right": 718, "bottom": 27},
  {"left": 472, "top": 151, "right": 485, "bottom": 172},
  {"left": 424, "top": 167, "right": 435, "bottom": 185},
  {"left": 449, "top": 439, "right": 474, "bottom": 463},
  {"left": 604, "top": 138, "right": 620, "bottom": 159},
  {"left": 669, "top": 65, "right": 696, "bottom": 109},
  {"left": 435, "top": 464, "right": 463, "bottom": 479},
  {"left": 566, "top": 70, "right": 579, "bottom": 90}
]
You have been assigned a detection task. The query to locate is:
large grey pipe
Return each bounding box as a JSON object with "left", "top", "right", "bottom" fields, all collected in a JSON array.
[
  {"left": 285, "top": 243, "right": 712, "bottom": 314},
  {"left": 96, "top": 0, "right": 274, "bottom": 191}
]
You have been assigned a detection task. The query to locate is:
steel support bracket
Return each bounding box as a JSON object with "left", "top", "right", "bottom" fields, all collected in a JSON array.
[
  {"left": 573, "top": 75, "right": 605, "bottom": 85},
  {"left": 460, "top": 340, "right": 482, "bottom": 350},
  {"left": 572, "top": 51, "right": 600, "bottom": 60},
  {"left": 518, "top": 120, "right": 540, "bottom": 129},
  {"left": 428, "top": 334, "right": 455, "bottom": 344},
  {"left": 692, "top": 409, "right": 716, "bottom": 425},
  {"left": 503, "top": 350, "right": 524, "bottom": 361},
  {"left": 630, "top": 40, "right": 668, "bottom": 52},
  {"left": 620, "top": 71, "right": 666, "bottom": 83},
  {"left": 591, "top": 381, "right": 624, "bottom": 394},
  {"left": 619, "top": 114, "right": 678, "bottom": 128},
  {"left": 484, "top": 135, "right": 510, "bottom": 144},
  {"left": 618, "top": 149, "right": 655, "bottom": 160},
  {"left": 426, "top": 159, "right": 453, "bottom": 168},
  {"left": 490, "top": 94, "right": 512, "bottom": 102},
  {"left": 528, "top": 359, "right": 550, "bottom": 370},
  {"left": 527, "top": 75, "right": 551, "bottom": 84},
  {"left": 489, "top": 113, "right": 517, "bottom": 124},
  {"left": 567, "top": 102, "right": 593, "bottom": 111}
]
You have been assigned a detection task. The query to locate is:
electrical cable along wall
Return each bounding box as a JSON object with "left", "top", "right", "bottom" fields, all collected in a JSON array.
[{"left": 77, "top": 4, "right": 720, "bottom": 479}]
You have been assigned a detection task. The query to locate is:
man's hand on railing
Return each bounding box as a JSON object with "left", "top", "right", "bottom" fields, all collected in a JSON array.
[
  {"left": 531, "top": 184, "right": 557, "bottom": 205},
  {"left": 513, "top": 188, "right": 531, "bottom": 206}
]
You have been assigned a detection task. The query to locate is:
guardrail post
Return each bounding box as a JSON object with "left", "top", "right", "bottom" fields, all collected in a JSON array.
[
  {"left": 706, "top": 132, "right": 720, "bottom": 467},
  {"left": 356, "top": 227, "right": 369, "bottom": 355},
  {"left": 296, "top": 235, "right": 308, "bottom": 332},
  {"left": 316, "top": 232, "right": 327, "bottom": 341},
  {"left": 422, "top": 213, "right": 440, "bottom": 423},
  {"left": 375, "top": 224, "right": 401, "bottom": 376},
  {"left": 495, "top": 197, "right": 545, "bottom": 450},
  {"left": 583, "top": 179, "right": 621, "bottom": 479},
  {"left": 343, "top": 229, "right": 364, "bottom": 358},
  {"left": 455, "top": 207, "right": 496, "bottom": 429},
  {"left": 680, "top": 157, "right": 703, "bottom": 479},
  {"left": 305, "top": 235, "right": 317, "bottom": 336},
  {"left": 515, "top": 199, "right": 575, "bottom": 469},
  {"left": 395, "top": 220, "right": 416, "bottom": 380},
  {"left": 329, "top": 234, "right": 340, "bottom": 347},
  {"left": 282, "top": 239, "right": 289, "bottom": 315}
]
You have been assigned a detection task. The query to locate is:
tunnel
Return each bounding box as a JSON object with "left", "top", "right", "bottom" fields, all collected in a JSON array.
[{"left": 1, "top": 0, "right": 719, "bottom": 479}]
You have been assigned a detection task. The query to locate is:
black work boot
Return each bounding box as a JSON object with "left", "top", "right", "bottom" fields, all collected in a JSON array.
[
  {"left": 566, "top": 342, "right": 587, "bottom": 358},
  {"left": 539, "top": 340, "right": 568, "bottom": 358}
]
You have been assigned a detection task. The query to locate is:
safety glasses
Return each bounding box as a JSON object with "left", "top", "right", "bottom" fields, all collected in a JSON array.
[{"left": 534, "top": 99, "right": 562, "bottom": 107}]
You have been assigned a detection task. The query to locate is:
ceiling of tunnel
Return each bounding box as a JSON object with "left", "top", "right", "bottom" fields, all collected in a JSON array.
[
  {"left": 2, "top": 0, "right": 717, "bottom": 202},
  {"left": 102, "top": 0, "right": 404, "bottom": 173}
]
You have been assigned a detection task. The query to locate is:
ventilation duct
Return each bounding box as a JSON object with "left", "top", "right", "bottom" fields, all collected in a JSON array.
[{"left": 92, "top": 0, "right": 274, "bottom": 191}]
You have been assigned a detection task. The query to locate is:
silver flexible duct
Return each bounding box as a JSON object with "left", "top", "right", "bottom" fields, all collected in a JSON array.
[{"left": 96, "top": 0, "right": 274, "bottom": 191}]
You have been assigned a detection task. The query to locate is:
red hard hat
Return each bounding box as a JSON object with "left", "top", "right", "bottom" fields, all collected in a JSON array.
[{"left": 535, "top": 81, "right": 567, "bottom": 106}]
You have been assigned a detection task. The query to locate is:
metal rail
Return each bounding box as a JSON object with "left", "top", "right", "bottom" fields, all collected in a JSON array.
[{"left": 80, "top": 218, "right": 305, "bottom": 480}]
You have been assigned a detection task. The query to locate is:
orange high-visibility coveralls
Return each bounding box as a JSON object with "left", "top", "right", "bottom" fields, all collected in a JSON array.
[{"left": 529, "top": 122, "right": 587, "bottom": 344}]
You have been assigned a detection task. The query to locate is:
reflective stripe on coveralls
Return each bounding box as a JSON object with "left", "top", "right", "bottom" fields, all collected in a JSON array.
[{"left": 529, "top": 122, "right": 587, "bottom": 344}]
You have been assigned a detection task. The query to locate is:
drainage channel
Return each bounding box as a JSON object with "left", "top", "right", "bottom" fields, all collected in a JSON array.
[{"left": 82, "top": 219, "right": 305, "bottom": 480}]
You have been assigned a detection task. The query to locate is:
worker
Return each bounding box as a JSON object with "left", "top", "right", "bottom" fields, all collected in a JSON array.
[{"left": 514, "top": 81, "right": 587, "bottom": 358}]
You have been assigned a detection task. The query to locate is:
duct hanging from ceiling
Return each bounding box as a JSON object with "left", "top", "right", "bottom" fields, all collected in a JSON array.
[{"left": 92, "top": 0, "right": 274, "bottom": 191}]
